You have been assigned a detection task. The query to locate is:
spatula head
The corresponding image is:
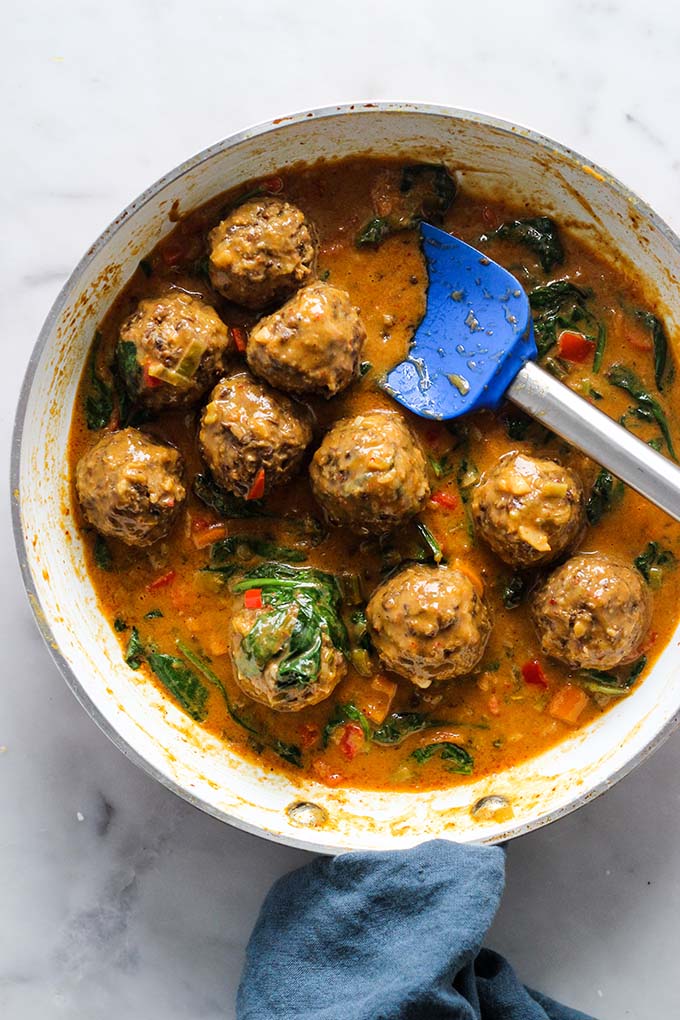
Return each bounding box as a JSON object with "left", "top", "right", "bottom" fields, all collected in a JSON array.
[{"left": 384, "top": 222, "right": 537, "bottom": 420}]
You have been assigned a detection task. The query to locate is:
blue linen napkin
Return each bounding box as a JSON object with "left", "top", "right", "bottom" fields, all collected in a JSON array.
[{"left": 237, "top": 839, "right": 596, "bottom": 1019}]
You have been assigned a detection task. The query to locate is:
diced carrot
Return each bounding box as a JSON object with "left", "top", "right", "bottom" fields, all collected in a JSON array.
[
  {"left": 146, "top": 569, "right": 176, "bottom": 592},
  {"left": 244, "top": 588, "right": 263, "bottom": 610},
  {"left": 452, "top": 559, "right": 484, "bottom": 597},
  {"left": 192, "top": 522, "right": 228, "bottom": 549},
  {"left": 625, "top": 325, "right": 654, "bottom": 352},
  {"left": 230, "top": 326, "right": 248, "bottom": 353},
  {"left": 360, "top": 676, "right": 398, "bottom": 725},
  {"left": 548, "top": 684, "right": 590, "bottom": 725},
  {"left": 312, "top": 758, "right": 345, "bottom": 787},
  {"left": 162, "top": 243, "right": 184, "bottom": 267},
  {"left": 246, "top": 467, "right": 266, "bottom": 501},
  {"left": 338, "top": 723, "right": 365, "bottom": 760},
  {"left": 143, "top": 360, "right": 163, "bottom": 389},
  {"left": 522, "top": 659, "right": 548, "bottom": 688},
  {"left": 557, "top": 330, "right": 595, "bottom": 363},
  {"left": 431, "top": 490, "right": 458, "bottom": 510},
  {"left": 299, "top": 723, "right": 320, "bottom": 750}
]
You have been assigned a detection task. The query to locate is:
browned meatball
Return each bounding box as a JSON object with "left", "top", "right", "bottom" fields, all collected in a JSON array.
[
  {"left": 117, "top": 291, "right": 232, "bottom": 410},
  {"left": 309, "top": 410, "right": 430, "bottom": 532},
  {"left": 532, "top": 553, "right": 651, "bottom": 670},
  {"left": 246, "top": 281, "right": 366, "bottom": 398},
  {"left": 472, "top": 453, "right": 585, "bottom": 568},
  {"left": 208, "top": 197, "right": 315, "bottom": 309},
  {"left": 75, "top": 428, "right": 185, "bottom": 547},
  {"left": 366, "top": 564, "right": 492, "bottom": 687},
  {"left": 230, "top": 602, "right": 345, "bottom": 711},
  {"left": 199, "top": 370, "right": 313, "bottom": 499}
]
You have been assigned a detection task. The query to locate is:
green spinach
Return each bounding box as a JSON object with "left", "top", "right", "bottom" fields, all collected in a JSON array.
[
  {"left": 490, "top": 217, "right": 564, "bottom": 272},
  {"left": 529, "top": 281, "right": 597, "bottom": 360},
  {"left": 606, "top": 364, "right": 677, "bottom": 460},
  {"left": 633, "top": 541, "right": 675, "bottom": 586},
  {"left": 501, "top": 573, "right": 527, "bottom": 610},
  {"left": 211, "top": 535, "right": 307, "bottom": 565},
  {"left": 322, "top": 702, "right": 371, "bottom": 748},
  {"left": 93, "top": 534, "right": 113, "bottom": 571},
  {"left": 84, "top": 331, "right": 114, "bottom": 430},
  {"left": 232, "top": 563, "right": 349, "bottom": 689},
  {"left": 415, "top": 521, "right": 443, "bottom": 564},
  {"left": 372, "top": 713, "right": 430, "bottom": 746},
  {"left": 586, "top": 468, "right": 624, "bottom": 525},
  {"left": 356, "top": 164, "right": 455, "bottom": 247},
  {"left": 410, "top": 741, "right": 474, "bottom": 774},
  {"left": 124, "top": 627, "right": 144, "bottom": 670},
  {"left": 578, "top": 656, "right": 647, "bottom": 697},
  {"left": 194, "top": 473, "right": 273, "bottom": 519},
  {"left": 636, "top": 310, "right": 671, "bottom": 391},
  {"left": 146, "top": 650, "right": 209, "bottom": 722}
]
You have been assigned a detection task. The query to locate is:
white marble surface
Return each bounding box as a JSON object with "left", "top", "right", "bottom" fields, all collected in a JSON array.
[{"left": 3, "top": 1, "right": 680, "bottom": 1016}]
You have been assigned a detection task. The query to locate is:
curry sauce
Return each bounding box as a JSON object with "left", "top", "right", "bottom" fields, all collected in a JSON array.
[{"left": 68, "top": 158, "right": 680, "bottom": 791}]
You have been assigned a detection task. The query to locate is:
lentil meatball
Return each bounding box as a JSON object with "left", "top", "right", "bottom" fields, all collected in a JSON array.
[
  {"left": 75, "top": 427, "right": 185, "bottom": 547},
  {"left": 199, "top": 370, "right": 313, "bottom": 499},
  {"left": 532, "top": 553, "right": 651, "bottom": 670},
  {"left": 117, "top": 291, "right": 232, "bottom": 411},
  {"left": 366, "top": 564, "right": 492, "bottom": 687},
  {"left": 309, "top": 410, "right": 430, "bottom": 532},
  {"left": 246, "top": 281, "right": 366, "bottom": 398},
  {"left": 208, "top": 197, "right": 315, "bottom": 309},
  {"left": 230, "top": 602, "right": 346, "bottom": 711},
  {"left": 472, "top": 453, "right": 586, "bottom": 568}
]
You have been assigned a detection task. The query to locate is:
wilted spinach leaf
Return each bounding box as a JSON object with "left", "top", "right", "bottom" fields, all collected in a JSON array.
[
  {"left": 578, "top": 656, "right": 647, "bottom": 697},
  {"left": 93, "top": 534, "right": 112, "bottom": 571},
  {"left": 372, "top": 713, "right": 430, "bottom": 746},
  {"left": 194, "top": 473, "right": 273, "bottom": 519},
  {"left": 125, "top": 627, "right": 144, "bottom": 670},
  {"left": 607, "top": 364, "right": 677, "bottom": 460},
  {"left": 491, "top": 217, "right": 564, "bottom": 272},
  {"left": 322, "top": 702, "right": 371, "bottom": 748},
  {"left": 586, "top": 468, "right": 624, "bottom": 525},
  {"left": 635, "top": 310, "right": 672, "bottom": 391},
  {"left": 633, "top": 541, "right": 675, "bottom": 586},
  {"left": 146, "top": 651, "right": 209, "bottom": 722},
  {"left": 84, "top": 331, "right": 114, "bottom": 430},
  {"left": 410, "top": 741, "right": 474, "bottom": 774}
]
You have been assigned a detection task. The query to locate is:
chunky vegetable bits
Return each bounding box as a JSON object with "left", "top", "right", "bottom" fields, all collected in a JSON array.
[{"left": 69, "top": 157, "right": 680, "bottom": 792}]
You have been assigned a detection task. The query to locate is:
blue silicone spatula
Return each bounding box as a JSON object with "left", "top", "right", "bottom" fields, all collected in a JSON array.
[{"left": 384, "top": 222, "right": 680, "bottom": 522}]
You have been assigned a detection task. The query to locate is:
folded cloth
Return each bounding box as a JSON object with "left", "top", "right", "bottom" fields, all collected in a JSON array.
[{"left": 237, "top": 839, "right": 596, "bottom": 1020}]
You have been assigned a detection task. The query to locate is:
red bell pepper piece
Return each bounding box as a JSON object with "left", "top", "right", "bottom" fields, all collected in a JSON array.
[
  {"left": 146, "top": 569, "right": 176, "bottom": 592},
  {"left": 557, "top": 330, "right": 595, "bottom": 363},
  {"left": 142, "top": 360, "right": 164, "bottom": 389},
  {"left": 522, "top": 659, "right": 548, "bottom": 688},
  {"left": 431, "top": 490, "right": 459, "bottom": 510},
  {"left": 230, "top": 326, "right": 248, "bottom": 353},
  {"left": 244, "top": 588, "right": 263, "bottom": 610},
  {"left": 246, "top": 467, "right": 266, "bottom": 501},
  {"left": 338, "top": 723, "right": 365, "bottom": 760}
]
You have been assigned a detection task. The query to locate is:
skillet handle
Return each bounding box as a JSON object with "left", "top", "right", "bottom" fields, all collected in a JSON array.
[{"left": 507, "top": 360, "right": 680, "bottom": 523}]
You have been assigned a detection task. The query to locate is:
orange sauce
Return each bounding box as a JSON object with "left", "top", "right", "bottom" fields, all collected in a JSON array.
[{"left": 68, "top": 158, "right": 680, "bottom": 790}]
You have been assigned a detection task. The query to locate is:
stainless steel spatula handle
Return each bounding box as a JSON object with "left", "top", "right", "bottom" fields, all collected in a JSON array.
[{"left": 508, "top": 361, "right": 680, "bottom": 522}]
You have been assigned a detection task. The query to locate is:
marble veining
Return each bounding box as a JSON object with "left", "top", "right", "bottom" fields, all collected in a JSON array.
[{"left": 3, "top": 1, "right": 680, "bottom": 1017}]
